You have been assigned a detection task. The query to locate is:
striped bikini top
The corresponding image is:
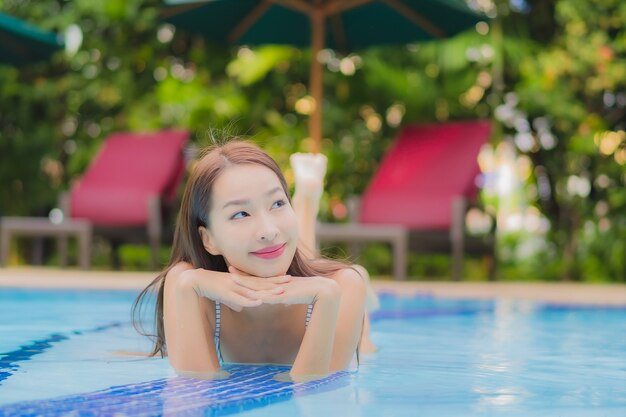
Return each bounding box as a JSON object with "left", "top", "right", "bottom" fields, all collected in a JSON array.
[{"left": 214, "top": 301, "right": 314, "bottom": 365}]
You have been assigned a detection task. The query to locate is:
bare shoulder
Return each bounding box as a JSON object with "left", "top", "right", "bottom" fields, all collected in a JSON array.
[
  {"left": 169, "top": 261, "right": 194, "bottom": 275},
  {"left": 330, "top": 267, "right": 366, "bottom": 295},
  {"left": 164, "top": 261, "right": 194, "bottom": 291},
  {"left": 162, "top": 261, "right": 215, "bottom": 323}
]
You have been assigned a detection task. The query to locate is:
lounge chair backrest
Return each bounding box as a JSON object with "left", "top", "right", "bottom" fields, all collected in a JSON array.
[
  {"left": 359, "top": 120, "right": 491, "bottom": 230},
  {"left": 70, "top": 130, "right": 189, "bottom": 226}
]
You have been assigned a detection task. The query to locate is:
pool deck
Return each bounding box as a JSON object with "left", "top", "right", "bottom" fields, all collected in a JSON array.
[{"left": 1, "top": 267, "right": 626, "bottom": 305}]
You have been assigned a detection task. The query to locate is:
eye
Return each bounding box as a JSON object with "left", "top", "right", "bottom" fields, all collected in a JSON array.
[
  {"left": 271, "top": 199, "right": 287, "bottom": 209},
  {"left": 230, "top": 211, "right": 249, "bottom": 220}
]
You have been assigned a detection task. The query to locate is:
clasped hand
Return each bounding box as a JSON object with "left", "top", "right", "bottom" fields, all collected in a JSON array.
[{"left": 190, "top": 265, "right": 336, "bottom": 312}]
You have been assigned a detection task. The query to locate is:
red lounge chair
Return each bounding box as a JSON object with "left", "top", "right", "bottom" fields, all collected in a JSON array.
[
  {"left": 317, "top": 120, "right": 495, "bottom": 280},
  {"left": 61, "top": 130, "right": 189, "bottom": 268}
]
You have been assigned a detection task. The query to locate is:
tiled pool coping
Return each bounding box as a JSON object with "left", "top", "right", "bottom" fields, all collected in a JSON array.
[{"left": 1, "top": 267, "right": 625, "bottom": 305}]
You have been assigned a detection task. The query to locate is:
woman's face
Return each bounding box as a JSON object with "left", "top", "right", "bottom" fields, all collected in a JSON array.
[{"left": 199, "top": 164, "right": 298, "bottom": 278}]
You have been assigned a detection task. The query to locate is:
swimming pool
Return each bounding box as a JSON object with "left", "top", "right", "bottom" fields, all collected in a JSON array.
[{"left": 0, "top": 287, "right": 625, "bottom": 416}]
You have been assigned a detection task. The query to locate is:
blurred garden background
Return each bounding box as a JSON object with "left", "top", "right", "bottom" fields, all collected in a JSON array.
[{"left": 0, "top": 0, "right": 624, "bottom": 282}]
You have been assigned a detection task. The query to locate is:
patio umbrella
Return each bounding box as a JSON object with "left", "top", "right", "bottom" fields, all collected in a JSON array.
[
  {"left": 0, "top": 12, "right": 65, "bottom": 65},
  {"left": 162, "top": 0, "right": 485, "bottom": 152}
]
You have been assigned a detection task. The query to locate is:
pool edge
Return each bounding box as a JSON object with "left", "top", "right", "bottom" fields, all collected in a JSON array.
[{"left": 1, "top": 267, "right": 625, "bottom": 306}]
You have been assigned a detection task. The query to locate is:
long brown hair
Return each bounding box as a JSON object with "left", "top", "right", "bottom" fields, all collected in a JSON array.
[{"left": 132, "top": 140, "right": 349, "bottom": 357}]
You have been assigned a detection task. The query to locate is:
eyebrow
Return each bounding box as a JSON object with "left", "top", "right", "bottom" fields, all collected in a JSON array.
[{"left": 222, "top": 187, "right": 283, "bottom": 210}]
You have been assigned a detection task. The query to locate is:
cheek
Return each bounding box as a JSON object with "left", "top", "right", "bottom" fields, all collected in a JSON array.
[
  {"left": 283, "top": 210, "right": 299, "bottom": 238},
  {"left": 216, "top": 224, "right": 247, "bottom": 250},
  {"left": 207, "top": 217, "right": 242, "bottom": 254}
]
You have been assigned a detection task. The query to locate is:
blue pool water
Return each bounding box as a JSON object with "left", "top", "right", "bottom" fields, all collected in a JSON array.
[{"left": 0, "top": 287, "right": 625, "bottom": 416}]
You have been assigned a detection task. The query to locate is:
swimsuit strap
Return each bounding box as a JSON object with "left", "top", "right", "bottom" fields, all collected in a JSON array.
[
  {"left": 305, "top": 303, "right": 314, "bottom": 328},
  {"left": 214, "top": 301, "right": 224, "bottom": 365}
]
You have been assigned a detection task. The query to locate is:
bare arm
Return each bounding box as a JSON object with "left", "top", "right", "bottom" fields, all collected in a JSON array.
[
  {"left": 290, "top": 278, "right": 341, "bottom": 377},
  {"left": 290, "top": 152, "right": 327, "bottom": 259},
  {"left": 328, "top": 268, "right": 366, "bottom": 371},
  {"left": 292, "top": 192, "right": 320, "bottom": 259},
  {"left": 261, "top": 267, "right": 366, "bottom": 380},
  {"left": 290, "top": 154, "right": 377, "bottom": 361},
  {"left": 163, "top": 263, "right": 220, "bottom": 374},
  {"left": 163, "top": 262, "right": 289, "bottom": 376}
]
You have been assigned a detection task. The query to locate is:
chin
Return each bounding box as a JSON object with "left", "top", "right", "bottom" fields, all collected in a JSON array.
[{"left": 257, "top": 264, "right": 290, "bottom": 278}]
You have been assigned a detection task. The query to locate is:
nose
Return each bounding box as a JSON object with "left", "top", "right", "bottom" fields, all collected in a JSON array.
[{"left": 256, "top": 213, "right": 279, "bottom": 242}]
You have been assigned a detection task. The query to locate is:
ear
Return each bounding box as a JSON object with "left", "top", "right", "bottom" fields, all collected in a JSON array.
[{"left": 198, "top": 226, "right": 221, "bottom": 256}]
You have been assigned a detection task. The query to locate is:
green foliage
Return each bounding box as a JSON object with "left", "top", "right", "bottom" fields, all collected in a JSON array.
[
  {"left": 1, "top": 0, "right": 170, "bottom": 216},
  {"left": 511, "top": 0, "right": 626, "bottom": 281},
  {"left": 1, "top": 0, "right": 623, "bottom": 281},
  {"left": 116, "top": 244, "right": 171, "bottom": 271},
  {"left": 227, "top": 46, "right": 294, "bottom": 86}
]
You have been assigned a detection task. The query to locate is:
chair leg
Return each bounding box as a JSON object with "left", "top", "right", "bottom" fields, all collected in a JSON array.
[
  {"left": 149, "top": 231, "right": 160, "bottom": 270},
  {"left": 485, "top": 254, "right": 496, "bottom": 281},
  {"left": 451, "top": 197, "right": 467, "bottom": 281},
  {"left": 392, "top": 232, "right": 408, "bottom": 281},
  {"left": 451, "top": 239, "right": 463, "bottom": 281},
  {"left": 147, "top": 196, "right": 162, "bottom": 270},
  {"left": 111, "top": 240, "right": 122, "bottom": 270},
  {"left": 58, "top": 235, "right": 68, "bottom": 268},
  {"left": 0, "top": 227, "right": 10, "bottom": 266},
  {"left": 348, "top": 242, "right": 361, "bottom": 263},
  {"left": 78, "top": 226, "right": 92, "bottom": 270},
  {"left": 31, "top": 238, "right": 44, "bottom": 265}
]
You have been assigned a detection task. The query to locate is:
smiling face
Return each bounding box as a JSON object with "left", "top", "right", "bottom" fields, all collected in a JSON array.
[{"left": 198, "top": 163, "right": 298, "bottom": 278}]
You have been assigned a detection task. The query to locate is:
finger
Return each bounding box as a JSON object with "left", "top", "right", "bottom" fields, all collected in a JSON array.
[
  {"left": 222, "top": 301, "right": 243, "bottom": 312},
  {"left": 235, "top": 276, "right": 289, "bottom": 291},
  {"left": 235, "top": 286, "right": 284, "bottom": 301},
  {"left": 259, "top": 294, "right": 282, "bottom": 304},
  {"left": 240, "top": 274, "right": 290, "bottom": 287},
  {"left": 259, "top": 293, "right": 299, "bottom": 305},
  {"left": 222, "top": 293, "right": 263, "bottom": 310},
  {"left": 257, "top": 287, "right": 285, "bottom": 296}
]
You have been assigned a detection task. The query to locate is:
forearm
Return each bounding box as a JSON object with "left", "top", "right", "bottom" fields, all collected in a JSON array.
[
  {"left": 292, "top": 193, "right": 320, "bottom": 259},
  {"left": 290, "top": 280, "right": 341, "bottom": 379},
  {"left": 289, "top": 152, "right": 326, "bottom": 259},
  {"left": 170, "top": 272, "right": 221, "bottom": 373},
  {"left": 167, "top": 266, "right": 284, "bottom": 373}
]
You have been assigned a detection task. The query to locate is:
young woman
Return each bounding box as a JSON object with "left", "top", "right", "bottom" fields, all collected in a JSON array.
[{"left": 134, "top": 140, "right": 367, "bottom": 381}]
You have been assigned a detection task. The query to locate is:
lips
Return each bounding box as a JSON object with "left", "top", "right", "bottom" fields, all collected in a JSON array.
[{"left": 251, "top": 243, "right": 286, "bottom": 259}]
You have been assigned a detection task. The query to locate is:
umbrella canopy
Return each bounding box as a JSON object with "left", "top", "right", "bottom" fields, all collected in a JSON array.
[
  {"left": 163, "top": 0, "right": 486, "bottom": 151},
  {"left": 0, "top": 12, "right": 65, "bottom": 65}
]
